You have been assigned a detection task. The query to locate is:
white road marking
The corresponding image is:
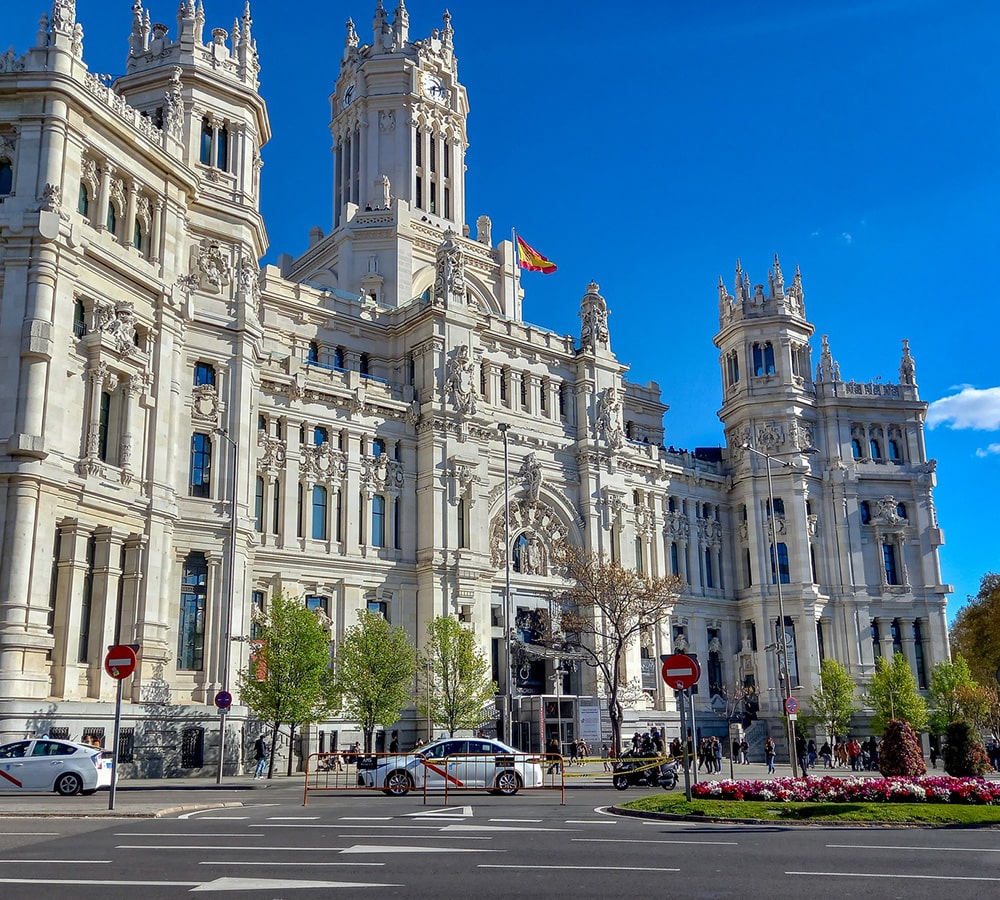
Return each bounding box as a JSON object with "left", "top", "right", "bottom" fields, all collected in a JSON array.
[
  {"left": 406, "top": 805, "right": 473, "bottom": 817},
  {"left": 201, "top": 861, "right": 385, "bottom": 868},
  {"left": 0, "top": 832, "right": 59, "bottom": 836},
  {"left": 0, "top": 860, "right": 110, "bottom": 864},
  {"left": 190, "top": 816, "right": 249, "bottom": 820},
  {"left": 191, "top": 876, "right": 399, "bottom": 891},
  {"left": 789, "top": 871, "right": 1000, "bottom": 882},
  {"left": 441, "top": 823, "right": 574, "bottom": 833},
  {"left": 0, "top": 878, "right": 200, "bottom": 887},
  {"left": 339, "top": 816, "right": 393, "bottom": 821},
  {"left": 574, "top": 838, "right": 738, "bottom": 846},
  {"left": 339, "top": 844, "right": 501, "bottom": 854},
  {"left": 489, "top": 818, "right": 542, "bottom": 823},
  {"left": 827, "top": 844, "right": 1000, "bottom": 853},
  {"left": 267, "top": 816, "right": 319, "bottom": 820},
  {"left": 117, "top": 845, "right": 336, "bottom": 852},
  {"left": 251, "top": 823, "right": 445, "bottom": 830},
  {"left": 114, "top": 833, "right": 262, "bottom": 838},
  {"left": 479, "top": 865, "right": 679, "bottom": 872},
  {"left": 565, "top": 820, "right": 617, "bottom": 825},
  {"left": 342, "top": 834, "right": 491, "bottom": 840}
]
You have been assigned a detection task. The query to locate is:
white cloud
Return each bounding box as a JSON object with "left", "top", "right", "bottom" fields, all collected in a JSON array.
[
  {"left": 975, "top": 444, "right": 1000, "bottom": 458},
  {"left": 927, "top": 386, "right": 1000, "bottom": 430},
  {"left": 841, "top": 232, "right": 853, "bottom": 244}
]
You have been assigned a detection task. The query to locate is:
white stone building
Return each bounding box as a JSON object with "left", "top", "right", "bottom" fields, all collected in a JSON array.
[{"left": 0, "top": 2, "right": 950, "bottom": 773}]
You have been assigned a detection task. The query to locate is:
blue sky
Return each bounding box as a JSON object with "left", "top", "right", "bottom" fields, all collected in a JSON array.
[{"left": 8, "top": 1, "right": 997, "bottom": 621}]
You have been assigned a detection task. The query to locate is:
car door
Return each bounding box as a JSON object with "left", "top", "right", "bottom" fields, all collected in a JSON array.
[
  {"left": 23, "top": 740, "right": 79, "bottom": 790},
  {"left": 465, "top": 740, "right": 497, "bottom": 787},
  {"left": 419, "top": 740, "right": 466, "bottom": 788},
  {"left": 0, "top": 741, "right": 31, "bottom": 791}
]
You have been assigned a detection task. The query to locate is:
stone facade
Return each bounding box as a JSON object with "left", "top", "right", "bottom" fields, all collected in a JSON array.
[{"left": 0, "top": 3, "right": 950, "bottom": 773}]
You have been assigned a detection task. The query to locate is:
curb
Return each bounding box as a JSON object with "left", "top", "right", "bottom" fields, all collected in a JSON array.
[{"left": 155, "top": 800, "right": 247, "bottom": 818}]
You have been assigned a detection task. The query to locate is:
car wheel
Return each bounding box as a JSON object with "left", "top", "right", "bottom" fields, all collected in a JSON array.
[
  {"left": 494, "top": 771, "right": 522, "bottom": 796},
  {"left": 613, "top": 773, "right": 630, "bottom": 791},
  {"left": 54, "top": 772, "right": 83, "bottom": 796},
  {"left": 384, "top": 770, "right": 414, "bottom": 797}
]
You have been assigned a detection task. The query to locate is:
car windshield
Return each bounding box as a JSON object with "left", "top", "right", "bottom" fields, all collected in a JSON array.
[{"left": 421, "top": 740, "right": 467, "bottom": 759}]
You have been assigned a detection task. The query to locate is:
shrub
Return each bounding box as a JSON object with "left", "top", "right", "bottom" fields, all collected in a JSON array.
[
  {"left": 943, "top": 721, "right": 993, "bottom": 777},
  {"left": 879, "top": 720, "right": 926, "bottom": 777}
]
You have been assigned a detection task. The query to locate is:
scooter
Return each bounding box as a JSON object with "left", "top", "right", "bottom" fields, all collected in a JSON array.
[{"left": 612, "top": 755, "right": 679, "bottom": 791}]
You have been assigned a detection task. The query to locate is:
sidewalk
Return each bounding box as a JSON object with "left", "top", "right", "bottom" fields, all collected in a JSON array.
[{"left": 0, "top": 773, "right": 304, "bottom": 818}]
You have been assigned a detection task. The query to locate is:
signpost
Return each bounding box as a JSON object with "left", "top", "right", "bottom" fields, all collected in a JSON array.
[
  {"left": 104, "top": 643, "right": 139, "bottom": 811},
  {"left": 784, "top": 696, "right": 799, "bottom": 716},
  {"left": 661, "top": 654, "right": 701, "bottom": 800},
  {"left": 215, "top": 690, "right": 233, "bottom": 712}
]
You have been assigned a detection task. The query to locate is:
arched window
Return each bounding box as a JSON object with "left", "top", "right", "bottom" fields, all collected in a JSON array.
[
  {"left": 133, "top": 219, "right": 144, "bottom": 253},
  {"left": 177, "top": 552, "right": 208, "bottom": 670},
  {"left": 512, "top": 533, "right": 529, "bottom": 573},
  {"left": 189, "top": 433, "right": 212, "bottom": 497},
  {"left": 371, "top": 495, "right": 386, "bottom": 547},
  {"left": 372, "top": 438, "right": 386, "bottom": 458},
  {"left": 851, "top": 438, "right": 862, "bottom": 459},
  {"left": 888, "top": 439, "right": 901, "bottom": 461},
  {"left": 753, "top": 342, "right": 776, "bottom": 376},
  {"left": 307, "top": 341, "right": 319, "bottom": 364},
  {"left": 859, "top": 501, "right": 871, "bottom": 524},
  {"left": 312, "top": 485, "right": 328, "bottom": 540},
  {"left": 314, "top": 426, "right": 328, "bottom": 446},
  {"left": 895, "top": 502, "right": 907, "bottom": 520},
  {"left": 0, "top": 158, "right": 13, "bottom": 195},
  {"left": 869, "top": 438, "right": 882, "bottom": 460},
  {"left": 194, "top": 362, "right": 216, "bottom": 386},
  {"left": 770, "top": 542, "right": 790, "bottom": 584},
  {"left": 106, "top": 203, "right": 118, "bottom": 235},
  {"left": 200, "top": 117, "right": 213, "bottom": 165},
  {"left": 73, "top": 299, "right": 87, "bottom": 338},
  {"left": 78, "top": 182, "right": 90, "bottom": 216}
]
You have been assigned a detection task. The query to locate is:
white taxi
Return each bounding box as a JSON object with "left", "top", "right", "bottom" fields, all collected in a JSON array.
[{"left": 0, "top": 738, "right": 103, "bottom": 796}]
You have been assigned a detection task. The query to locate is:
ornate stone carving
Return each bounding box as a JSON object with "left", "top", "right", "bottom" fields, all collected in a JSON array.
[
  {"left": 361, "top": 453, "right": 404, "bottom": 497},
  {"left": 96, "top": 300, "right": 139, "bottom": 356},
  {"left": 445, "top": 344, "right": 477, "bottom": 416},
  {"left": 379, "top": 110, "right": 395, "bottom": 132},
  {"left": 789, "top": 418, "right": 814, "bottom": 451},
  {"left": 488, "top": 498, "right": 565, "bottom": 571},
  {"left": 873, "top": 495, "right": 902, "bottom": 527},
  {"left": 38, "top": 183, "right": 62, "bottom": 213},
  {"left": 579, "top": 282, "right": 609, "bottom": 352},
  {"left": 596, "top": 386, "right": 624, "bottom": 451},
  {"left": 0, "top": 48, "right": 27, "bottom": 73},
  {"left": 164, "top": 67, "right": 184, "bottom": 140},
  {"left": 663, "top": 510, "right": 689, "bottom": 540},
  {"left": 899, "top": 339, "right": 917, "bottom": 386},
  {"left": 192, "top": 239, "right": 232, "bottom": 293},
  {"left": 433, "top": 228, "right": 465, "bottom": 304},
  {"left": 256, "top": 430, "right": 287, "bottom": 480},
  {"left": 518, "top": 452, "right": 542, "bottom": 503},
  {"left": 698, "top": 518, "right": 723, "bottom": 546},
  {"left": 191, "top": 383, "right": 219, "bottom": 423},
  {"left": 755, "top": 422, "right": 783, "bottom": 453},
  {"left": 237, "top": 254, "right": 260, "bottom": 301},
  {"left": 300, "top": 442, "right": 347, "bottom": 485}
]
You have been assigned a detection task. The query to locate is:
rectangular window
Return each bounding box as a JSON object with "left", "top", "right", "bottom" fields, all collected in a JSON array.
[
  {"left": 444, "top": 187, "right": 451, "bottom": 219},
  {"left": 670, "top": 542, "right": 680, "bottom": 577},
  {"left": 250, "top": 590, "right": 265, "bottom": 640},
  {"left": 98, "top": 392, "right": 111, "bottom": 461},
  {"left": 372, "top": 495, "right": 386, "bottom": 548},
  {"left": 770, "top": 542, "right": 790, "bottom": 584},
  {"left": 635, "top": 537, "right": 644, "bottom": 574},
  {"left": 913, "top": 620, "right": 927, "bottom": 688},
  {"left": 254, "top": 476, "right": 264, "bottom": 532},
  {"left": 415, "top": 131, "right": 422, "bottom": 168},
  {"left": 296, "top": 482, "right": 304, "bottom": 538},
  {"left": 272, "top": 481, "right": 281, "bottom": 534},
  {"left": 704, "top": 548, "right": 714, "bottom": 588},
  {"left": 443, "top": 146, "right": 450, "bottom": 178},
  {"left": 416, "top": 176, "right": 422, "bottom": 209},
  {"left": 178, "top": 552, "right": 208, "bottom": 670},
  {"left": 883, "top": 543, "right": 899, "bottom": 585},
  {"left": 430, "top": 138, "right": 436, "bottom": 173},
  {"left": 816, "top": 620, "right": 826, "bottom": 662},
  {"left": 368, "top": 600, "right": 388, "bottom": 620},
  {"left": 430, "top": 181, "right": 437, "bottom": 214},
  {"left": 189, "top": 433, "right": 212, "bottom": 497},
  {"left": 306, "top": 595, "right": 328, "bottom": 614},
  {"left": 334, "top": 490, "right": 342, "bottom": 542},
  {"left": 312, "top": 485, "right": 328, "bottom": 540},
  {"left": 216, "top": 124, "right": 228, "bottom": 171},
  {"left": 118, "top": 727, "right": 135, "bottom": 763},
  {"left": 457, "top": 498, "right": 466, "bottom": 549},
  {"left": 78, "top": 536, "right": 96, "bottom": 663},
  {"left": 393, "top": 497, "right": 401, "bottom": 550}
]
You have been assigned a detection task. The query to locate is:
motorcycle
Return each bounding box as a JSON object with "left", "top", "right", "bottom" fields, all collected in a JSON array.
[{"left": 612, "top": 754, "right": 679, "bottom": 791}]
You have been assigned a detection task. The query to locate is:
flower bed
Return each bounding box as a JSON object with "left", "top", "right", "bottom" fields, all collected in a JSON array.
[{"left": 691, "top": 775, "right": 1000, "bottom": 805}]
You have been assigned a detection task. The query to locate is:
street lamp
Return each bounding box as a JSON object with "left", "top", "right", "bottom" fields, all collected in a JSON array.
[
  {"left": 743, "top": 442, "right": 817, "bottom": 778},
  {"left": 214, "top": 427, "right": 239, "bottom": 784},
  {"left": 497, "top": 422, "right": 514, "bottom": 746}
]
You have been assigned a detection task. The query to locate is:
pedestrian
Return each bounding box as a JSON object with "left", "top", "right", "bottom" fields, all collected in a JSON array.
[
  {"left": 819, "top": 741, "right": 832, "bottom": 768},
  {"left": 389, "top": 730, "right": 399, "bottom": 753},
  {"left": 546, "top": 736, "right": 561, "bottom": 774},
  {"left": 930, "top": 743, "right": 938, "bottom": 769},
  {"left": 847, "top": 737, "right": 861, "bottom": 771},
  {"left": 764, "top": 737, "right": 776, "bottom": 774},
  {"left": 602, "top": 744, "right": 611, "bottom": 772},
  {"left": 712, "top": 736, "right": 723, "bottom": 773},
  {"left": 732, "top": 738, "right": 741, "bottom": 762},
  {"left": 568, "top": 737, "right": 579, "bottom": 766},
  {"left": 739, "top": 738, "right": 749, "bottom": 764},
  {"left": 807, "top": 739, "right": 817, "bottom": 769},
  {"left": 253, "top": 733, "right": 267, "bottom": 779},
  {"left": 796, "top": 733, "right": 809, "bottom": 775}
]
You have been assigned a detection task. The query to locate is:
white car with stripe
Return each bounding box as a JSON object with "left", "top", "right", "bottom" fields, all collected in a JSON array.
[{"left": 0, "top": 738, "right": 105, "bottom": 796}]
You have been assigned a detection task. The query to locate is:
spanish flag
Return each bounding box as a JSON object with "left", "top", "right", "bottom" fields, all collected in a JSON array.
[{"left": 516, "top": 234, "right": 558, "bottom": 274}]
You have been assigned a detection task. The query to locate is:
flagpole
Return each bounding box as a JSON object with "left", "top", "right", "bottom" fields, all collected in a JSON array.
[{"left": 511, "top": 227, "right": 521, "bottom": 316}]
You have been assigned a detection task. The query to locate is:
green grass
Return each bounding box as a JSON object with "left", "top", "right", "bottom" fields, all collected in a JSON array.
[{"left": 621, "top": 792, "right": 1000, "bottom": 825}]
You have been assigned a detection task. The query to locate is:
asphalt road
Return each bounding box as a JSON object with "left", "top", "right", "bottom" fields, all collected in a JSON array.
[{"left": 1, "top": 781, "right": 1000, "bottom": 898}]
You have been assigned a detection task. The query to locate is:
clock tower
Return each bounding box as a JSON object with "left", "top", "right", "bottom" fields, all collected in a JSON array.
[{"left": 331, "top": 2, "right": 469, "bottom": 230}]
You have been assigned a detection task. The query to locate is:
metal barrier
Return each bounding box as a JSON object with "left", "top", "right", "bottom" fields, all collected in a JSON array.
[
  {"left": 303, "top": 749, "right": 566, "bottom": 806},
  {"left": 442, "top": 753, "right": 565, "bottom": 805}
]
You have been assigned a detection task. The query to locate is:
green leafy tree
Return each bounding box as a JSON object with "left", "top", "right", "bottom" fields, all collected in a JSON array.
[
  {"left": 866, "top": 653, "right": 928, "bottom": 733},
  {"left": 553, "top": 545, "right": 683, "bottom": 755},
  {"left": 417, "top": 616, "right": 497, "bottom": 738},
  {"left": 927, "top": 655, "right": 979, "bottom": 735},
  {"left": 943, "top": 721, "right": 993, "bottom": 777},
  {"left": 950, "top": 573, "right": 1000, "bottom": 686},
  {"left": 333, "top": 610, "right": 417, "bottom": 752},
  {"left": 805, "top": 659, "right": 859, "bottom": 740},
  {"left": 237, "top": 592, "right": 337, "bottom": 778}
]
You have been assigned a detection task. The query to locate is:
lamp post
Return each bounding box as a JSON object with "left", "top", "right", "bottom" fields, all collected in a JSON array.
[
  {"left": 743, "top": 442, "right": 814, "bottom": 778},
  {"left": 214, "top": 428, "right": 239, "bottom": 784},
  {"left": 498, "top": 422, "right": 514, "bottom": 746}
]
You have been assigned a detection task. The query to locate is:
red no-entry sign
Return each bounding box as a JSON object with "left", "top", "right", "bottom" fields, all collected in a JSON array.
[
  {"left": 104, "top": 645, "right": 137, "bottom": 680},
  {"left": 660, "top": 653, "right": 700, "bottom": 690}
]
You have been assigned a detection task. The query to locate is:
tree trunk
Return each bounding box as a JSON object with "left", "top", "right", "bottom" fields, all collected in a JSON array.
[
  {"left": 364, "top": 727, "right": 374, "bottom": 753},
  {"left": 286, "top": 723, "right": 297, "bottom": 777},
  {"left": 267, "top": 721, "right": 281, "bottom": 780}
]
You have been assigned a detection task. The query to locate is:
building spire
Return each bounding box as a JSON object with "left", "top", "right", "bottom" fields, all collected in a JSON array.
[
  {"left": 344, "top": 17, "right": 359, "bottom": 58},
  {"left": 817, "top": 334, "right": 840, "bottom": 383},
  {"left": 442, "top": 9, "right": 454, "bottom": 50},
  {"left": 393, "top": 1, "right": 409, "bottom": 46},
  {"left": 129, "top": 1, "right": 149, "bottom": 54},
  {"left": 373, "top": 0, "right": 391, "bottom": 52},
  {"left": 734, "top": 259, "right": 747, "bottom": 303},
  {"left": 899, "top": 339, "right": 917, "bottom": 386}
]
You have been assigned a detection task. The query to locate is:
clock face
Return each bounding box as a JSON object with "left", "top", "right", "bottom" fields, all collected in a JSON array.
[
  {"left": 342, "top": 82, "right": 356, "bottom": 109},
  {"left": 422, "top": 72, "right": 448, "bottom": 103}
]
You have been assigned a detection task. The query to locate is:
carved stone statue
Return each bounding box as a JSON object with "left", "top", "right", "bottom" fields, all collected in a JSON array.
[
  {"left": 673, "top": 632, "right": 689, "bottom": 653},
  {"left": 434, "top": 229, "right": 465, "bottom": 303},
  {"left": 597, "top": 386, "right": 624, "bottom": 451},
  {"left": 519, "top": 452, "right": 542, "bottom": 502},
  {"left": 579, "top": 282, "right": 609, "bottom": 352}
]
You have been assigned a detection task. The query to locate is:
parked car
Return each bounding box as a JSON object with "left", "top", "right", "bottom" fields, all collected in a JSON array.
[
  {"left": 358, "top": 737, "right": 543, "bottom": 796},
  {"left": 0, "top": 738, "right": 103, "bottom": 796}
]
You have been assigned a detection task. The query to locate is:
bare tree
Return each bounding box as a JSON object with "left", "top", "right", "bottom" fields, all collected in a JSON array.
[{"left": 552, "top": 545, "right": 682, "bottom": 753}]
